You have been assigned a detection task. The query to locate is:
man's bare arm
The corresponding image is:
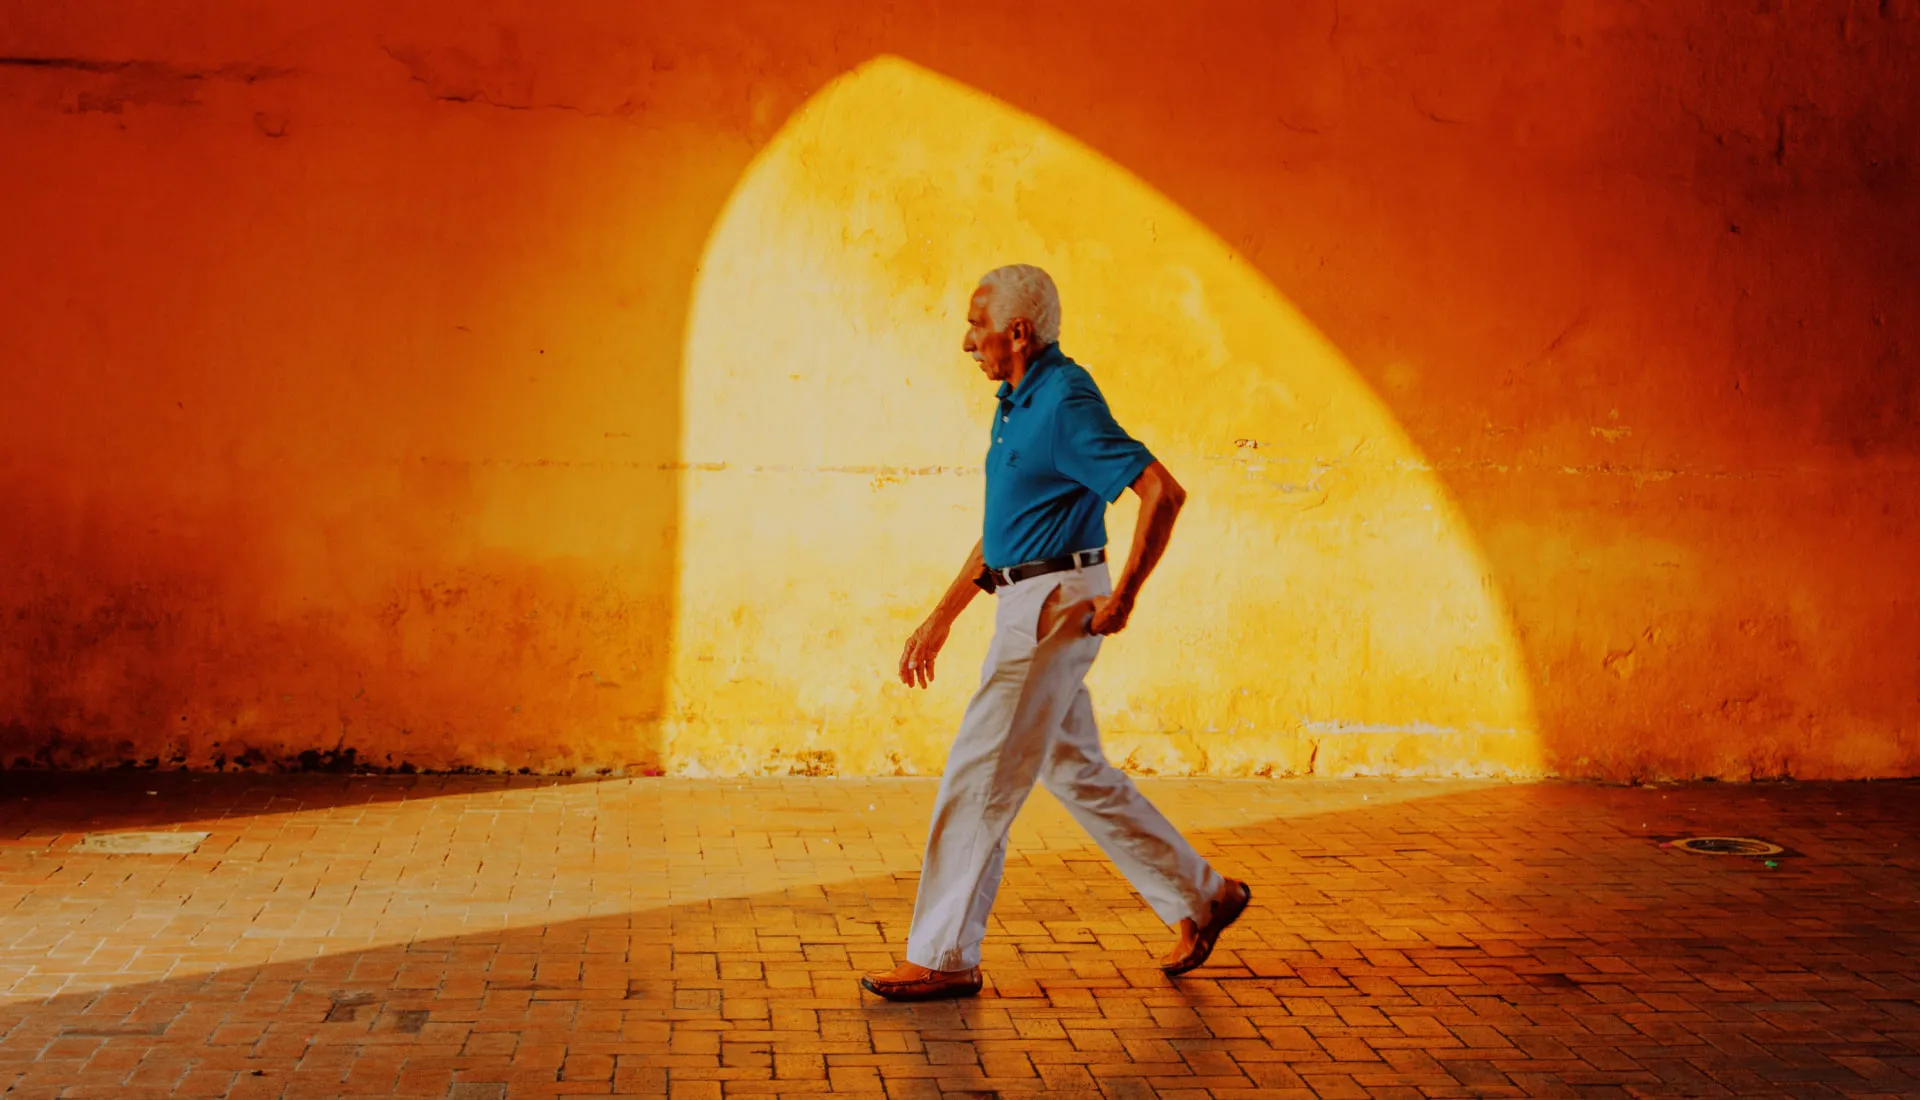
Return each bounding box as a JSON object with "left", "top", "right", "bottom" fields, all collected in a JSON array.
[
  {"left": 1090, "top": 461, "right": 1186, "bottom": 636},
  {"left": 898, "top": 539, "right": 986, "bottom": 688}
]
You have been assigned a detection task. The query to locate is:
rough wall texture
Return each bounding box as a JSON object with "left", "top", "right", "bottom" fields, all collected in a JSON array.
[{"left": 1, "top": 0, "right": 1915, "bottom": 779}]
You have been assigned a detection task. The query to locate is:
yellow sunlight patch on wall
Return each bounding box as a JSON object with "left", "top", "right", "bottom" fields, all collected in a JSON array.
[{"left": 670, "top": 57, "right": 1540, "bottom": 779}]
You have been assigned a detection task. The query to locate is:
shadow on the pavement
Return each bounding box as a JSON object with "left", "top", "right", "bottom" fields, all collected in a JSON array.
[
  {"left": 0, "top": 781, "right": 1915, "bottom": 1096},
  {"left": 0, "top": 770, "right": 604, "bottom": 842}
]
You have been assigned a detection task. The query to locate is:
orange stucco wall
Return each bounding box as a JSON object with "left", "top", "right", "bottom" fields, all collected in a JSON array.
[{"left": 2, "top": 1, "right": 1916, "bottom": 779}]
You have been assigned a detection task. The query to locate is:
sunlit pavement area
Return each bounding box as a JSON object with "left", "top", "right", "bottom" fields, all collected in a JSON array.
[{"left": 0, "top": 774, "right": 1913, "bottom": 1098}]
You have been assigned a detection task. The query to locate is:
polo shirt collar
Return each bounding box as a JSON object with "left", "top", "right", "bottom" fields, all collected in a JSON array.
[{"left": 995, "top": 343, "right": 1064, "bottom": 407}]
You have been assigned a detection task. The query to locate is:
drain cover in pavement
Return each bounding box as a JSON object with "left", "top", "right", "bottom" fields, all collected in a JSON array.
[
  {"left": 1670, "top": 836, "right": 1783, "bottom": 857},
  {"left": 73, "top": 831, "right": 209, "bottom": 854}
]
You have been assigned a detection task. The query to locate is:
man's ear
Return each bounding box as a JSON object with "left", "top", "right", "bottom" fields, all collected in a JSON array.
[{"left": 1008, "top": 317, "right": 1033, "bottom": 348}]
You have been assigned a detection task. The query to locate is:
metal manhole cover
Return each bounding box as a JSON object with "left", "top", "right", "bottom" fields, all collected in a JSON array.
[
  {"left": 73, "top": 831, "right": 209, "bottom": 855},
  {"left": 1670, "top": 836, "right": 1783, "bottom": 857}
]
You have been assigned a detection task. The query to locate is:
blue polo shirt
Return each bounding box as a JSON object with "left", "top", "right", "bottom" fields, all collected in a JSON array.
[{"left": 983, "top": 345, "right": 1155, "bottom": 570}]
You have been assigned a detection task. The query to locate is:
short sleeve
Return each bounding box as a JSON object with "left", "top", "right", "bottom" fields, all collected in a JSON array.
[{"left": 1053, "top": 390, "right": 1155, "bottom": 503}]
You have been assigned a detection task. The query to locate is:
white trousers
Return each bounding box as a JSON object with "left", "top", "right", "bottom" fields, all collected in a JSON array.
[{"left": 905, "top": 561, "right": 1225, "bottom": 971}]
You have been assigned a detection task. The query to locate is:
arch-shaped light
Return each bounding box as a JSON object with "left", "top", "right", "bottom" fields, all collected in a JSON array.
[{"left": 670, "top": 57, "right": 1540, "bottom": 779}]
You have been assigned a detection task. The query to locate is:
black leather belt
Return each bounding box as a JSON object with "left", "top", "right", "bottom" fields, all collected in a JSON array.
[{"left": 975, "top": 548, "right": 1105, "bottom": 593}]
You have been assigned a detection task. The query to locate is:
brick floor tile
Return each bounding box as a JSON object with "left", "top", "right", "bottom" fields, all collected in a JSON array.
[{"left": 0, "top": 775, "right": 1912, "bottom": 1098}]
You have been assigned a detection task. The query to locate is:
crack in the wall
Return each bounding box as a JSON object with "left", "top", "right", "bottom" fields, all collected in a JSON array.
[
  {"left": 0, "top": 56, "right": 292, "bottom": 82},
  {"left": 1410, "top": 87, "right": 1472, "bottom": 127},
  {"left": 1529, "top": 307, "right": 1590, "bottom": 368},
  {"left": 0, "top": 55, "right": 294, "bottom": 113},
  {"left": 378, "top": 44, "right": 634, "bottom": 119}
]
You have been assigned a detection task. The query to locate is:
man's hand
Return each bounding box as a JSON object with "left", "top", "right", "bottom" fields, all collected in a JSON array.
[
  {"left": 897, "top": 540, "right": 985, "bottom": 689},
  {"left": 899, "top": 616, "right": 953, "bottom": 688},
  {"left": 1087, "top": 592, "right": 1135, "bottom": 636}
]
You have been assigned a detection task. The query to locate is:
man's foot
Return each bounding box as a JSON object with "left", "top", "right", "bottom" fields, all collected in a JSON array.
[
  {"left": 859, "top": 962, "right": 984, "bottom": 1002},
  {"left": 1159, "top": 878, "right": 1252, "bottom": 975}
]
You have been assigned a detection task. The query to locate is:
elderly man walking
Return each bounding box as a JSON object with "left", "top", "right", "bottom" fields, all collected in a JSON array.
[{"left": 861, "top": 265, "right": 1251, "bottom": 1002}]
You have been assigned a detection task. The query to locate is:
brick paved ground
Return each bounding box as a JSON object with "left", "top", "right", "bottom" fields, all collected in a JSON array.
[{"left": 0, "top": 773, "right": 1913, "bottom": 1098}]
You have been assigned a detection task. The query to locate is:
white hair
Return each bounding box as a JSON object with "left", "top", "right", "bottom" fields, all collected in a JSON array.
[{"left": 978, "top": 264, "right": 1062, "bottom": 346}]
